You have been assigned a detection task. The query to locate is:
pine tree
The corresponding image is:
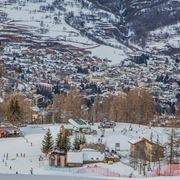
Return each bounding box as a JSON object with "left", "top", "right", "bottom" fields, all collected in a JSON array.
[
  {"left": 63, "top": 133, "right": 70, "bottom": 152},
  {"left": 56, "top": 132, "right": 64, "bottom": 151},
  {"left": 56, "top": 132, "right": 70, "bottom": 152},
  {"left": 73, "top": 135, "right": 80, "bottom": 150},
  {"left": 80, "top": 134, "right": 86, "bottom": 144},
  {"left": 73, "top": 134, "right": 86, "bottom": 150},
  {"left": 41, "top": 129, "right": 54, "bottom": 155},
  {"left": 6, "top": 97, "right": 23, "bottom": 125}
]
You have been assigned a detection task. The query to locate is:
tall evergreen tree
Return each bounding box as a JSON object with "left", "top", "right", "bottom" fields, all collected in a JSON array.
[
  {"left": 41, "top": 129, "right": 54, "bottom": 155},
  {"left": 56, "top": 132, "right": 70, "bottom": 152},
  {"left": 56, "top": 132, "right": 64, "bottom": 151},
  {"left": 73, "top": 134, "right": 86, "bottom": 150},
  {"left": 73, "top": 135, "right": 80, "bottom": 150}
]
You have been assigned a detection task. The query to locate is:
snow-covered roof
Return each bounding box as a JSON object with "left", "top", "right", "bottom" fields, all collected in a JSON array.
[
  {"left": 31, "top": 106, "right": 41, "bottom": 112},
  {"left": 128, "top": 138, "right": 142, "bottom": 145},
  {"left": 68, "top": 119, "right": 90, "bottom": 129},
  {"left": 129, "top": 138, "right": 164, "bottom": 147},
  {"left": 0, "top": 97, "right": 3, "bottom": 103},
  {"left": 67, "top": 151, "right": 83, "bottom": 164}
]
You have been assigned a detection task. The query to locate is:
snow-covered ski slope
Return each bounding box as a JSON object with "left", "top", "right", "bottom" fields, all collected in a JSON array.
[{"left": 0, "top": 123, "right": 179, "bottom": 178}]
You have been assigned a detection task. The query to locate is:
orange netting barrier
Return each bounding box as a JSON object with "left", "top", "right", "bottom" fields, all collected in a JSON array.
[
  {"left": 77, "top": 165, "right": 121, "bottom": 177},
  {"left": 153, "top": 164, "right": 180, "bottom": 176}
]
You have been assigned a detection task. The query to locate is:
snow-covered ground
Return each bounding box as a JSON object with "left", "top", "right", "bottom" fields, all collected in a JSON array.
[
  {"left": 145, "top": 22, "right": 180, "bottom": 52},
  {"left": 0, "top": 0, "right": 130, "bottom": 65},
  {"left": 0, "top": 174, "right": 180, "bottom": 180},
  {"left": 90, "top": 45, "right": 128, "bottom": 65},
  {"left": 0, "top": 123, "right": 177, "bottom": 178}
]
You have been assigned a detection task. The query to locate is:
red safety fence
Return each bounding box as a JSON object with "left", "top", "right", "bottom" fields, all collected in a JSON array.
[
  {"left": 153, "top": 164, "right": 180, "bottom": 176},
  {"left": 77, "top": 164, "right": 180, "bottom": 177},
  {"left": 77, "top": 165, "right": 121, "bottom": 177}
]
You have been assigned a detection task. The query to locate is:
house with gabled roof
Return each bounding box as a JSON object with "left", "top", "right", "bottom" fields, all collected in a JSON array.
[{"left": 129, "top": 138, "right": 164, "bottom": 162}]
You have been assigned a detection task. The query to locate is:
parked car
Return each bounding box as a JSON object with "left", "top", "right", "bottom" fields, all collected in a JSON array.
[{"left": 99, "top": 120, "right": 115, "bottom": 128}]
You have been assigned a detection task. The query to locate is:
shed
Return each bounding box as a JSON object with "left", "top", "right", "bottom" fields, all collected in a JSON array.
[
  {"left": 67, "top": 151, "right": 83, "bottom": 167},
  {"left": 82, "top": 148, "right": 105, "bottom": 163},
  {"left": 48, "top": 150, "right": 66, "bottom": 167}
]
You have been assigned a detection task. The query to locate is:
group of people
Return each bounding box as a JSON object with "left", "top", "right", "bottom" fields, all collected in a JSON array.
[
  {"left": 25, "top": 138, "right": 33, "bottom": 147},
  {"left": 16, "top": 153, "right": 26, "bottom": 158},
  {"left": 1, "top": 152, "right": 34, "bottom": 175}
]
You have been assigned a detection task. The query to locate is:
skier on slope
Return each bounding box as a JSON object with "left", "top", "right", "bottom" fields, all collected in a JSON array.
[{"left": 30, "top": 167, "right": 33, "bottom": 175}]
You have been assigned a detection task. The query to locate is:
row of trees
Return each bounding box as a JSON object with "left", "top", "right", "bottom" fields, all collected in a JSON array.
[
  {"left": 0, "top": 93, "right": 31, "bottom": 125},
  {"left": 53, "top": 89, "right": 84, "bottom": 120},
  {"left": 41, "top": 128, "right": 86, "bottom": 155},
  {"left": 0, "top": 87, "right": 155, "bottom": 125},
  {"left": 54, "top": 88, "right": 154, "bottom": 125},
  {"left": 101, "top": 88, "right": 154, "bottom": 124}
]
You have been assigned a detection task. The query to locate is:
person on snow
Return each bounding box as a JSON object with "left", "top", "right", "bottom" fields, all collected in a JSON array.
[{"left": 30, "top": 168, "right": 33, "bottom": 175}]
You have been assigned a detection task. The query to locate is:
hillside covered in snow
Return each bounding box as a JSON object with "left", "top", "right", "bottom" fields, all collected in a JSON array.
[
  {"left": 0, "top": 0, "right": 180, "bottom": 63},
  {"left": 88, "top": 0, "right": 180, "bottom": 53}
]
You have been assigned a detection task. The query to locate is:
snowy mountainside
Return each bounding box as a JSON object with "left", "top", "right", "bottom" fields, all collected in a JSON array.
[
  {"left": 0, "top": 0, "right": 180, "bottom": 62},
  {"left": 0, "top": 0, "right": 131, "bottom": 64},
  {"left": 88, "top": 0, "right": 180, "bottom": 35},
  {"left": 87, "top": 0, "right": 180, "bottom": 56}
]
